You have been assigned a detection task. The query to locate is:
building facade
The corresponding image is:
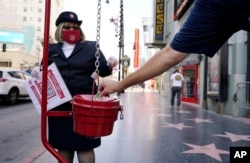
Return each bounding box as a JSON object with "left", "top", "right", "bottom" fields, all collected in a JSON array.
[
  {"left": 0, "top": 0, "right": 63, "bottom": 70},
  {"left": 145, "top": 0, "right": 250, "bottom": 118}
]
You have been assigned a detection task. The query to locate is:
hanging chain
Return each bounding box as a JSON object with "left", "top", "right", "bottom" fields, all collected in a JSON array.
[
  {"left": 93, "top": 0, "right": 102, "bottom": 78},
  {"left": 119, "top": 0, "right": 124, "bottom": 48},
  {"left": 92, "top": 0, "right": 102, "bottom": 99}
]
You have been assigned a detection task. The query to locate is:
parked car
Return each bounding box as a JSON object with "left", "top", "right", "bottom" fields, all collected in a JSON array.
[{"left": 0, "top": 68, "right": 32, "bottom": 104}]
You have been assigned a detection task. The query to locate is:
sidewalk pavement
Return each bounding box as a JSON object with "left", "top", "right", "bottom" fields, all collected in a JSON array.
[{"left": 32, "top": 91, "right": 250, "bottom": 163}]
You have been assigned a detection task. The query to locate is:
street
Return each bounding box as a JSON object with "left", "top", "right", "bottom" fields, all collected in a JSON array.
[{"left": 0, "top": 99, "right": 44, "bottom": 163}]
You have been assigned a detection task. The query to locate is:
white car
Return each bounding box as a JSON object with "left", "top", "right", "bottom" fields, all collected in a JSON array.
[{"left": 0, "top": 68, "right": 32, "bottom": 104}]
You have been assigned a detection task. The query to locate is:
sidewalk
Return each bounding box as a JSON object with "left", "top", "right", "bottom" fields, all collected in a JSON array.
[{"left": 32, "top": 92, "right": 250, "bottom": 163}]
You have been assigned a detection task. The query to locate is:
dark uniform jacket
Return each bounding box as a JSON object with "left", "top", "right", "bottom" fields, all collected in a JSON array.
[{"left": 47, "top": 41, "right": 112, "bottom": 110}]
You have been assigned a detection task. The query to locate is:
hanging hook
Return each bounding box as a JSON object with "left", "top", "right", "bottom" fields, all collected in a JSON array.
[{"left": 106, "top": 0, "right": 109, "bottom": 4}]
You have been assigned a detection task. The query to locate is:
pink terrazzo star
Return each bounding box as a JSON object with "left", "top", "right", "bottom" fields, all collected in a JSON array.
[
  {"left": 188, "top": 118, "right": 214, "bottom": 123},
  {"left": 214, "top": 132, "right": 250, "bottom": 142},
  {"left": 182, "top": 143, "right": 229, "bottom": 162},
  {"left": 176, "top": 110, "right": 191, "bottom": 114},
  {"left": 162, "top": 123, "right": 193, "bottom": 130},
  {"left": 156, "top": 113, "right": 172, "bottom": 117}
]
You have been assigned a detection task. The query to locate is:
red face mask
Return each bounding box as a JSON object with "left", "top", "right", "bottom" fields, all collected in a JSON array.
[{"left": 62, "top": 30, "right": 80, "bottom": 44}]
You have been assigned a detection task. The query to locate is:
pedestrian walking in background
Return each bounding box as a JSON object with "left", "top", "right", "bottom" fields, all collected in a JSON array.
[
  {"left": 150, "top": 80, "right": 155, "bottom": 92},
  {"left": 169, "top": 70, "right": 184, "bottom": 107}
]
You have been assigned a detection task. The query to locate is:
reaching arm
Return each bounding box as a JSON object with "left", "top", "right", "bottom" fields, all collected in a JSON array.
[{"left": 99, "top": 45, "right": 189, "bottom": 96}]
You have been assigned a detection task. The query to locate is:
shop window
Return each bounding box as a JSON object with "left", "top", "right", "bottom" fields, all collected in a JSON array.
[
  {"left": 38, "top": 17, "right": 41, "bottom": 22},
  {"left": 207, "top": 54, "right": 220, "bottom": 97}
]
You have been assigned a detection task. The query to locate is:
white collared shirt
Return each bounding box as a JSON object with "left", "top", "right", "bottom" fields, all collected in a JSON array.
[
  {"left": 170, "top": 72, "right": 184, "bottom": 87},
  {"left": 62, "top": 42, "right": 75, "bottom": 58}
]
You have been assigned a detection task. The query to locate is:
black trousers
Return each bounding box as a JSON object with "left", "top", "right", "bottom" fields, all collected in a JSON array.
[{"left": 171, "top": 87, "right": 182, "bottom": 106}]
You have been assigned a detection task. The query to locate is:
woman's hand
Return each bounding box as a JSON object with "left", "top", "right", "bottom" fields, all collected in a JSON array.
[
  {"left": 107, "top": 56, "right": 118, "bottom": 67},
  {"left": 31, "top": 67, "right": 42, "bottom": 80}
]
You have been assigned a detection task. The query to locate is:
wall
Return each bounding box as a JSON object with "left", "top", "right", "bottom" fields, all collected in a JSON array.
[
  {"left": 0, "top": 50, "right": 37, "bottom": 70},
  {"left": 225, "top": 31, "right": 248, "bottom": 117}
]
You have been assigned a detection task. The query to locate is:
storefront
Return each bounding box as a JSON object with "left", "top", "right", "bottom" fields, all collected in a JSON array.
[{"left": 181, "top": 64, "right": 199, "bottom": 103}]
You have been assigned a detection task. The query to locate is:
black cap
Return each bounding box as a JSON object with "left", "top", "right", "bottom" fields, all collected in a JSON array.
[{"left": 55, "top": 11, "right": 82, "bottom": 26}]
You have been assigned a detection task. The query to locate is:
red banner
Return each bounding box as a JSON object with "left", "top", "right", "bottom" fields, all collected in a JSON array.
[{"left": 134, "top": 29, "right": 139, "bottom": 68}]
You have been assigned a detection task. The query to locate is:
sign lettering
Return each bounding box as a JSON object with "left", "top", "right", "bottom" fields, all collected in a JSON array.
[
  {"left": 154, "top": 0, "right": 165, "bottom": 42},
  {"left": 134, "top": 29, "right": 139, "bottom": 68}
]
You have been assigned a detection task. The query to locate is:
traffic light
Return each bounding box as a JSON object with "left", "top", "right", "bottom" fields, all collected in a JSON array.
[{"left": 2, "top": 44, "right": 6, "bottom": 52}]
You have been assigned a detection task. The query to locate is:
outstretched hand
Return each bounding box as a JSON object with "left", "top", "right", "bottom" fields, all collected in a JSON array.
[
  {"left": 31, "top": 67, "right": 42, "bottom": 80},
  {"left": 107, "top": 56, "right": 118, "bottom": 67},
  {"left": 98, "top": 79, "right": 121, "bottom": 97}
]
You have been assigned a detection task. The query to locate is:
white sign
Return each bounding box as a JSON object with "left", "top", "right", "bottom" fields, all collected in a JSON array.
[{"left": 24, "top": 63, "right": 72, "bottom": 114}]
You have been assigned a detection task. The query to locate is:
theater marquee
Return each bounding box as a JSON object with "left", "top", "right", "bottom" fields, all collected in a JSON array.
[{"left": 153, "top": 0, "right": 165, "bottom": 43}]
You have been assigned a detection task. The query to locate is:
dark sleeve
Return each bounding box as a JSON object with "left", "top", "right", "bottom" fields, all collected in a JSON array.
[{"left": 41, "top": 44, "right": 56, "bottom": 67}]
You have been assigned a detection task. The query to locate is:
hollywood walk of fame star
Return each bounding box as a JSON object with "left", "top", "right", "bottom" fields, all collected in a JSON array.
[
  {"left": 162, "top": 123, "right": 193, "bottom": 130},
  {"left": 188, "top": 118, "right": 214, "bottom": 123},
  {"left": 182, "top": 143, "right": 229, "bottom": 162},
  {"left": 176, "top": 110, "right": 191, "bottom": 114},
  {"left": 156, "top": 113, "right": 172, "bottom": 117},
  {"left": 214, "top": 131, "right": 250, "bottom": 142}
]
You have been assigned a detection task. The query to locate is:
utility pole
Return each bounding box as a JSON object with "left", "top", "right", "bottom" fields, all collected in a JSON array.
[{"left": 108, "top": 0, "right": 125, "bottom": 93}]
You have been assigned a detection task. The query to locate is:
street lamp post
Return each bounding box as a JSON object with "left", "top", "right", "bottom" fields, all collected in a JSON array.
[{"left": 109, "top": 0, "right": 125, "bottom": 93}]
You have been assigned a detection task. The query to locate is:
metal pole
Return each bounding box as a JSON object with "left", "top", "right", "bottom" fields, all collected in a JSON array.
[
  {"left": 118, "top": 48, "right": 121, "bottom": 81},
  {"left": 42, "top": 0, "right": 67, "bottom": 162},
  {"left": 202, "top": 56, "right": 208, "bottom": 110}
]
